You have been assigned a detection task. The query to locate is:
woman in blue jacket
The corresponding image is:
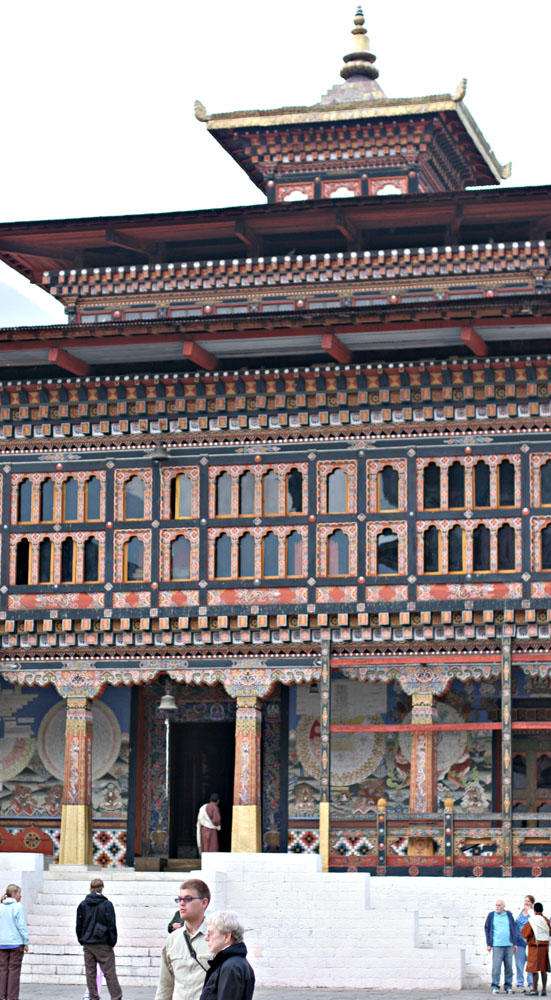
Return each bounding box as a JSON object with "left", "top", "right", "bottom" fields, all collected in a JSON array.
[{"left": 0, "top": 884, "right": 29, "bottom": 1000}]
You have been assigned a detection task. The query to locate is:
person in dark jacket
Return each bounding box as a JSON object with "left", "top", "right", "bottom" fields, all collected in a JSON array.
[
  {"left": 484, "top": 899, "right": 519, "bottom": 994},
  {"left": 201, "top": 912, "right": 254, "bottom": 1000},
  {"left": 76, "top": 877, "right": 122, "bottom": 1000}
]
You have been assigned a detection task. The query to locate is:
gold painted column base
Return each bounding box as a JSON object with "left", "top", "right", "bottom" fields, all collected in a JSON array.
[
  {"left": 319, "top": 801, "right": 330, "bottom": 872},
  {"left": 59, "top": 804, "right": 93, "bottom": 865},
  {"left": 231, "top": 805, "right": 261, "bottom": 853}
]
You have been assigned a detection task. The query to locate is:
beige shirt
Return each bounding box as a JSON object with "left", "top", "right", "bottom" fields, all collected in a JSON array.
[{"left": 155, "top": 920, "right": 212, "bottom": 1000}]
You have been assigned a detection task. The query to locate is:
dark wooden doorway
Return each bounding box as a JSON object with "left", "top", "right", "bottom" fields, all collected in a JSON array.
[{"left": 169, "top": 721, "right": 235, "bottom": 857}]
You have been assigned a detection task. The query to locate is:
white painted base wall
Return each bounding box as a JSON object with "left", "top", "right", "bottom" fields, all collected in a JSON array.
[{"left": 8, "top": 852, "right": 547, "bottom": 990}]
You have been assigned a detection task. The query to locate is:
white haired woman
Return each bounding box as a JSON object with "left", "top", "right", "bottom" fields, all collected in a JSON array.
[
  {"left": 201, "top": 911, "right": 255, "bottom": 1000},
  {"left": 0, "top": 884, "right": 29, "bottom": 1000}
]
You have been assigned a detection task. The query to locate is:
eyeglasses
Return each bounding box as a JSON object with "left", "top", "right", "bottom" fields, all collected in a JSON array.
[{"left": 175, "top": 896, "right": 201, "bottom": 905}]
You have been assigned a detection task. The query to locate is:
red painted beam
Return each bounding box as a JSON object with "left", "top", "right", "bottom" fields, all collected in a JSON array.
[
  {"left": 48, "top": 347, "right": 91, "bottom": 376},
  {"left": 182, "top": 340, "right": 218, "bottom": 371},
  {"left": 461, "top": 324, "right": 488, "bottom": 357},
  {"left": 321, "top": 332, "right": 353, "bottom": 364},
  {"left": 331, "top": 722, "right": 501, "bottom": 733}
]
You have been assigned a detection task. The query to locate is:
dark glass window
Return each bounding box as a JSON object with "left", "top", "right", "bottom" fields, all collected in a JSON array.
[
  {"left": 263, "top": 470, "right": 279, "bottom": 515},
  {"left": 474, "top": 462, "right": 490, "bottom": 508},
  {"left": 473, "top": 524, "right": 490, "bottom": 571},
  {"left": 328, "top": 529, "right": 348, "bottom": 575},
  {"left": 327, "top": 468, "right": 347, "bottom": 513},
  {"left": 238, "top": 532, "right": 255, "bottom": 578},
  {"left": 423, "top": 463, "right": 441, "bottom": 509},
  {"left": 170, "top": 536, "right": 190, "bottom": 580},
  {"left": 423, "top": 525, "right": 439, "bottom": 573},
  {"left": 378, "top": 466, "right": 399, "bottom": 510},
  {"left": 513, "top": 754, "right": 527, "bottom": 790},
  {"left": 537, "top": 754, "right": 551, "bottom": 789},
  {"left": 125, "top": 536, "right": 144, "bottom": 581},
  {"left": 541, "top": 462, "right": 551, "bottom": 505},
  {"left": 40, "top": 478, "right": 54, "bottom": 522},
  {"left": 39, "top": 538, "right": 52, "bottom": 583},
  {"left": 61, "top": 537, "right": 75, "bottom": 583},
  {"left": 18, "top": 479, "right": 32, "bottom": 522},
  {"left": 499, "top": 460, "right": 515, "bottom": 507},
  {"left": 215, "top": 473, "right": 232, "bottom": 516},
  {"left": 215, "top": 533, "right": 231, "bottom": 578},
  {"left": 286, "top": 469, "right": 303, "bottom": 514},
  {"left": 377, "top": 529, "right": 398, "bottom": 574},
  {"left": 15, "top": 538, "right": 30, "bottom": 584},
  {"left": 85, "top": 477, "right": 101, "bottom": 521},
  {"left": 542, "top": 525, "right": 551, "bottom": 569},
  {"left": 171, "top": 475, "right": 192, "bottom": 518},
  {"left": 448, "top": 462, "right": 465, "bottom": 509},
  {"left": 63, "top": 478, "right": 78, "bottom": 522},
  {"left": 448, "top": 525, "right": 464, "bottom": 572},
  {"left": 497, "top": 524, "right": 515, "bottom": 570},
  {"left": 84, "top": 538, "right": 99, "bottom": 582},
  {"left": 124, "top": 476, "right": 145, "bottom": 519},
  {"left": 239, "top": 472, "right": 255, "bottom": 516},
  {"left": 262, "top": 532, "right": 279, "bottom": 577},
  {"left": 286, "top": 531, "right": 302, "bottom": 577}
]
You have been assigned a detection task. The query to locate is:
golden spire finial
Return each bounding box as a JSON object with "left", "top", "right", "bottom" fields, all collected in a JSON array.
[{"left": 340, "top": 6, "right": 379, "bottom": 82}]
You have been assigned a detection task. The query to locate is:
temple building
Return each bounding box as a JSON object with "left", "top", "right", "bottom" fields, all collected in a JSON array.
[{"left": 1, "top": 8, "right": 551, "bottom": 876}]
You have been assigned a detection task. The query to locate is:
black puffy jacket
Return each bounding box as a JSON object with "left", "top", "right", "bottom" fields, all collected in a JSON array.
[
  {"left": 76, "top": 892, "right": 118, "bottom": 947},
  {"left": 200, "top": 942, "right": 255, "bottom": 1000}
]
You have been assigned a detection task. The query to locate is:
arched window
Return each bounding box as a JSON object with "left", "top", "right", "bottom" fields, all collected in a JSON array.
[
  {"left": 124, "top": 536, "right": 144, "bottom": 581},
  {"left": 541, "top": 462, "right": 551, "bottom": 506},
  {"left": 377, "top": 529, "right": 398, "bottom": 574},
  {"left": 124, "top": 476, "right": 145, "bottom": 519},
  {"left": 63, "top": 478, "right": 78, "bottom": 522},
  {"left": 473, "top": 524, "right": 490, "bottom": 571},
  {"left": 238, "top": 532, "right": 255, "bottom": 578},
  {"left": 327, "top": 468, "right": 347, "bottom": 513},
  {"left": 171, "top": 474, "right": 192, "bottom": 519},
  {"left": 423, "top": 463, "right": 441, "bottom": 510},
  {"left": 239, "top": 472, "right": 255, "bottom": 516},
  {"left": 215, "top": 473, "right": 232, "bottom": 516},
  {"left": 262, "top": 532, "right": 279, "bottom": 577},
  {"left": 474, "top": 462, "right": 490, "bottom": 508},
  {"left": 498, "top": 460, "right": 515, "bottom": 507},
  {"left": 423, "top": 525, "right": 439, "bottom": 573},
  {"left": 286, "top": 531, "right": 303, "bottom": 577},
  {"left": 448, "top": 462, "right": 465, "bottom": 509},
  {"left": 215, "top": 533, "right": 231, "bottom": 578},
  {"left": 15, "top": 538, "right": 30, "bottom": 584},
  {"left": 542, "top": 525, "right": 551, "bottom": 570},
  {"left": 328, "top": 529, "right": 349, "bottom": 575},
  {"left": 17, "top": 479, "right": 32, "bottom": 523},
  {"left": 39, "top": 538, "right": 53, "bottom": 583},
  {"left": 85, "top": 477, "right": 101, "bottom": 521},
  {"left": 84, "top": 538, "right": 99, "bottom": 582},
  {"left": 40, "top": 478, "right": 54, "bottom": 522},
  {"left": 286, "top": 469, "right": 303, "bottom": 514},
  {"left": 497, "top": 524, "right": 515, "bottom": 570},
  {"left": 170, "top": 536, "right": 191, "bottom": 580},
  {"left": 448, "top": 525, "right": 464, "bottom": 573},
  {"left": 61, "top": 537, "right": 75, "bottom": 583},
  {"left": 377, "top": 466, "right": 399, "bottom": 511},
  {"left": 263, "top": 470, "right": 279, "bottom": 515}
]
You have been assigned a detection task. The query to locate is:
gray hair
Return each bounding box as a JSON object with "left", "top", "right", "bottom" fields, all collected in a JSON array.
[{"left": 208, "top": 911, "right": 245, "bottom": 943}]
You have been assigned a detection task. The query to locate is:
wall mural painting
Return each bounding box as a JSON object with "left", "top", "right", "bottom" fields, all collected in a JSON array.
[{"left": 288, "top": 677, "right": 497, "bottom": 827}]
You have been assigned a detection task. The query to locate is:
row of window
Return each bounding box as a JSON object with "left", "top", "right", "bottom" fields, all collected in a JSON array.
[
  {"left": 13, "top": 457, "right": 551, "bottom": 523},
  {"left": 13, "top": 521, "right": 551, "bottom": 583}
]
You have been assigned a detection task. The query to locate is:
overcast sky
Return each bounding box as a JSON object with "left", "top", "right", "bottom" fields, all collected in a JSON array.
[{"left": 1, "top": 0, "right": 549, "bottom": 327}]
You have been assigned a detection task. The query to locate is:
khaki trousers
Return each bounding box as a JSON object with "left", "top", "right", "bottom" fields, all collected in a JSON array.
[{"left": 83, "top": 943, "right": 122, "bottom": 1000}]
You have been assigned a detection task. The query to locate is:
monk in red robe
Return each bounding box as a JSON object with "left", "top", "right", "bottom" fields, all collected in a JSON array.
[{"left": 197, "top": 793, "right": 221, "bottom": 853}]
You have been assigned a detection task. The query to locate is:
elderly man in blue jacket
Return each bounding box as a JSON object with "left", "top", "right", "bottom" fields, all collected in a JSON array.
[{"left": 485, "top": 899, "right": 519, "bottom": 995}]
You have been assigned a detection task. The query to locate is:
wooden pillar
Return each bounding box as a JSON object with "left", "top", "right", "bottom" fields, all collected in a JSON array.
[
  {"left": 231, "top": 695, "right": 262, "bottom": 853},
  {"left": 501, "top": 636, "right": 513, "bottom": 876},
  {"left": 409, "top": 691, "right": 436, "bottom": 813},
  {"left": 319, "top": 640, "right": 331, "bottom": 872},
  {"left": 59, "top": 695, "right": 93, "bottom": 865}
]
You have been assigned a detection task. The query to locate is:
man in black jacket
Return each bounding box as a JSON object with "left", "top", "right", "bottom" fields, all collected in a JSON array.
[
  {"left": 76, "top": 877, "right": 122, "bottom": 1000},
  {"left": 201, "top": 912, "right": 254, "bottom": 1000}
]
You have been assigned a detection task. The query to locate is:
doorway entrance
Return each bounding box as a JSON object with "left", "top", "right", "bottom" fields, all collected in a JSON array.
[{"left": 169, "top": 721, "right": 235, "bottom": 857}]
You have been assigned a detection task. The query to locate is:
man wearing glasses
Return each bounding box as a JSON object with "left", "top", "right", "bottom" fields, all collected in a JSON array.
[{"left": 155, "top": 880, "right": 212, "bottom": 1000}]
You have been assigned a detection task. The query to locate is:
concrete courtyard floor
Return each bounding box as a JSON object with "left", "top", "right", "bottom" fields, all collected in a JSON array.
[{"left": 20, "top": 988, "right": 499, "bottom": 999}]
